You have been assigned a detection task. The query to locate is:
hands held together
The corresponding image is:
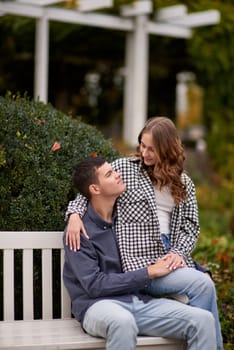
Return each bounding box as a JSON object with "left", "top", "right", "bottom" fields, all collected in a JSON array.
[{"left": 147, "top": 253, "right": 186, "bottom": 278}]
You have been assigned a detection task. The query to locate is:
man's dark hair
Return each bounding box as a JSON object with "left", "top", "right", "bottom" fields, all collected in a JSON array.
[{"left": 73, "top": 156, "right": 106, "bottom": 200}]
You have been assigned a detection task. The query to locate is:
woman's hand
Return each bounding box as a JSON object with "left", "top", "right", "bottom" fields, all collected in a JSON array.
[
  {"left": 162, "top": 252, "right": 186, "bottom": 271},
  {"left": 65, "top": 213, "right": 89, "bottom": 251}
]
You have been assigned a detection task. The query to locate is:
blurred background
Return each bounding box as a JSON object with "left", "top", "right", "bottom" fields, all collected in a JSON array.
[{"left": 0, "top": 0, "right": 233, "bottom": 347}]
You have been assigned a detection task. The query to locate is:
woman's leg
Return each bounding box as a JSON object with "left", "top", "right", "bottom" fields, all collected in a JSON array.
[
  {"left": 193, "top": 260, "right": 212, "bottom": 276},
  {"left": 83, "top": 300, "right": 138, "bottom": 350},
  {"left": 144, "top": 267, "right": 223, "bottom": 350}
]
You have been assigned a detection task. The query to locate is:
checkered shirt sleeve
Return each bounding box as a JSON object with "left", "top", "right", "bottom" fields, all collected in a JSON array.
[
  {"left": 169, "top": 173, "right": 200, "bottom": 266},
  {"left": 65, "top": 193, "right": 88, "bottom": 220}
]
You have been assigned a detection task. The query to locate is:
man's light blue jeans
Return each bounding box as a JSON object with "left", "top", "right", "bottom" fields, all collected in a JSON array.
[
  {"left": 83, "top": 296, "right": 216, "bottom": 350},
  {"left": 144, "top": 267, "right": 223, "bottom": 350}
]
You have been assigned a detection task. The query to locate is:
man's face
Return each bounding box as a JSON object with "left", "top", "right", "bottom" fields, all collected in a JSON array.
[{"left": 95, "top": 162, "right": 126, "bottom": 198}]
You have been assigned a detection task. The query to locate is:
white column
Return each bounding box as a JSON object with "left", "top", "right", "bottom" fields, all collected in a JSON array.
[
  {"left": 34, "top": 15, "right": 49, "bottom": 102},
  {"left": 123, "top": 32, "right": 134, "bottom": 143},
  {"left": 123, "top": 15, "right": 149, "bottom": 147}
]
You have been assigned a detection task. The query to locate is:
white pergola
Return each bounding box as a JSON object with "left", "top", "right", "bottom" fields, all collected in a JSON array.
[{"left": 0, "top": 0, "right": 220, "bottom": 146}]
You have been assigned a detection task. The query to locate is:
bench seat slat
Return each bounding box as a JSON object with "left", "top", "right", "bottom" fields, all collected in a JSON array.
[{"left": 0, "top": 319, "right": 185, "bottom": 350}]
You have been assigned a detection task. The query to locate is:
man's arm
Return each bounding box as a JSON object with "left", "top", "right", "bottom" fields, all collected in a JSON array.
[{"left": 64, "top": 235, "right": 171, "bottom": 298}]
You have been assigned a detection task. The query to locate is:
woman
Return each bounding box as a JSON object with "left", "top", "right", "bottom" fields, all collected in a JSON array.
[{"left": 66, "top": 116, "right": 223, "bottom": 350}]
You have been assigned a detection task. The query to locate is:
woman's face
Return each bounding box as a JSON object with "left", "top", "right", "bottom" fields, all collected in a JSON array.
[{"left": 139, "top": 132, "right": 159, "bottom": 166}]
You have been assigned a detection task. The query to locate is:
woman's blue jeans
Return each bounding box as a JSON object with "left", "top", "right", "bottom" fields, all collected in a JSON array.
[{"left": 143, "top": 234, "right": 223, "bottom": 350}]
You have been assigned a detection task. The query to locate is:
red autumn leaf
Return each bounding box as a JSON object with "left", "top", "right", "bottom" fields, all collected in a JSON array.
[
  {"left": 51, "top": 141, "right": 61, "bottom": 152},
  {"left": 212, "top": 239, "right": 218, "bottom": 246},
  {"left": 35, "top": 117, "right": 46, "bottom": 124}
]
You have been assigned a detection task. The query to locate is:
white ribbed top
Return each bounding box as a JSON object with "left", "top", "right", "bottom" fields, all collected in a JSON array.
[{"left": 154, "top": 186, "right": 174, "bottom": 233}]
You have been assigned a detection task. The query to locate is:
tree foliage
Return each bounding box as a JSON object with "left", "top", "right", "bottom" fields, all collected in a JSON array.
[
  {"left": 185, "top": 0, "right": 234, "bottom": 182},
  {"left": 0, "top": 93, "right": 119, "bottom": 230},
  {"left": 0, "top": 0, "right": 233, "bottom": 181}
]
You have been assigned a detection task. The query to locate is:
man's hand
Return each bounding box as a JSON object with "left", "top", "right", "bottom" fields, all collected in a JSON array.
[
  {"left": 147, "top": 258, "right": 172, "bottom": 278},
  {"left": 162, "top": 252, "right": 186, "bottom": 271},
  {"left": 65, "top": 213, "right": 89, "bottom": 251}
]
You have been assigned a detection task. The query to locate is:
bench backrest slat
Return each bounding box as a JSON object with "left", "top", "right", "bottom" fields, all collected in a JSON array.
[
  {"left": 0, "top": 231, "right": 71, "bottom": 321},
  {"left": 23, "top": 249, "right": 34, "bottom": 320},
  {"left": 60, "top": 252, "right": 71, "bottom": 319},
  {"left": 1, "top": 231, "right": 64, "bottom": 249},
  {"left": 42, "top": 249, "right": 53, "bottom": 319},
  {"left": 3, "top": 249, "right": 14, "bottom": 321}
]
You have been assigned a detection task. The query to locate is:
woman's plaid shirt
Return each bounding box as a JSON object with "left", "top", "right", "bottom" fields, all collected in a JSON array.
[{"left": 66, "top": 157, "right": 199, "bottom": 271}]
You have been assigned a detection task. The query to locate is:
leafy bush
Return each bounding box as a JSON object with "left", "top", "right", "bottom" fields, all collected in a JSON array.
[
  {"left": 0, "top": 93, "right": 120, "bottom": 230},
  {"left": 193, "top": 229, "right": 234, "bottom": 349},
  {"left": 193, "top": 183, "right": 234, "bottom": 349}
]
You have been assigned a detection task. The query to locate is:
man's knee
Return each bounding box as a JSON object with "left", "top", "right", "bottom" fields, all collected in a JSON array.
[
  {"left": 108, "top": 312, "right": 138, "bottom": 344},
  {"left": 111, "top": 312, "right": 137, "bottom": 332}
]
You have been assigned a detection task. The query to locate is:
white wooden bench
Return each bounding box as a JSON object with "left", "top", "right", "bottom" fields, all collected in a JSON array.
[{"left": 0, "top": 231, "right": 186, "bottom": 350}]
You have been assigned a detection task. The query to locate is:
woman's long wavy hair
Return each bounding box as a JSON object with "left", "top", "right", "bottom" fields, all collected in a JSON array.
[{"left": 137, "top": 116, "right": 187, "bottom": 205}]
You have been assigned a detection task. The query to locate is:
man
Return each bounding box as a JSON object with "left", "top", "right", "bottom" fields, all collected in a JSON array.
[{"left": 63, "top": 156, "right": 216, "bottom": 350}]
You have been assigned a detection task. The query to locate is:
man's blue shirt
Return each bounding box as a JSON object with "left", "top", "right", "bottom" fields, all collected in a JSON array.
[{"left": 63, "top": 203, "right": 151, "bottom": 325}]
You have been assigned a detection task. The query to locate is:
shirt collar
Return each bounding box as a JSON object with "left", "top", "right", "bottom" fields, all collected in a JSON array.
[
  {"left": 87, "top": 202, "right": 116, "bottom": 230},
  {"left": 129, "top": 156, "right": 148, "bottom": 174}
]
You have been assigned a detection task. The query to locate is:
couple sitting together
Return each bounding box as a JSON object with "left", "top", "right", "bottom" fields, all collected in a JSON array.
[{"left": 63, "top": 117, "right": 223, "bottom": 350}]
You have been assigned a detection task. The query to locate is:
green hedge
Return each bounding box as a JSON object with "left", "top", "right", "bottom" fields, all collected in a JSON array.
[{"left": 0, "top": 93, "right": 120, "bottom": 230}]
